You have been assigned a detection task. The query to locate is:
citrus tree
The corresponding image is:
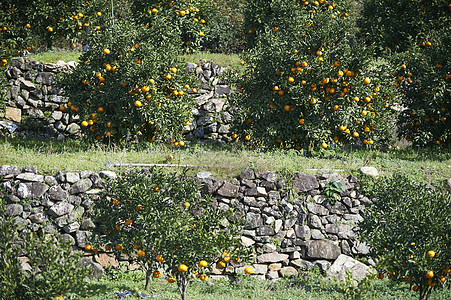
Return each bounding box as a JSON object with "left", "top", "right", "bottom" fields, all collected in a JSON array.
[
  {"left": 59, "top": 17, "right": 197, "bottom": 145},
  {"left": 0, "top": 0, "right": 111, "bottom": 58},
  {"left": 359, "top": 174, "right": 451, "bottom": 300},
  {"left": 131, "top": 0, "right": 212, "bottom": 52},
  {"left": 231, "top": 0, "right": 399, "bottom": 152},
  {"left": 87, "top": 168, "right": 251, "bottom": 300},
  {"left": 359, "top": 0, "right": 450, "bottom": 147}
]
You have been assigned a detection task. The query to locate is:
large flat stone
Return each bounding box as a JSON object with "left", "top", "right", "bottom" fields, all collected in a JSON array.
[
  {"left": 327, "top": 254, "right": 374, "bottom": 281},
  {"left": 5, "top": 107, "right": 22, "bottom": 123},
  {"left": 305, "top": 240, "right": 341, "bottom": 260},
  {"left": 293, "top": 173, "right": 319, "bottom": 193},
  {"left": 256, "top": 252, "right": 289, "bottom": 263}
]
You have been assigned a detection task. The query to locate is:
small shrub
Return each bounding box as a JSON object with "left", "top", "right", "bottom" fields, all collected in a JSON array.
[
  {"left": 89, "top": 168, "right": 251, "bottom": 300},
  {"left": 0, "top": 211, "right": 90, "bottom": 299},
  {"left": 359, "top": 174, "right": 451, "bottom": 300}
]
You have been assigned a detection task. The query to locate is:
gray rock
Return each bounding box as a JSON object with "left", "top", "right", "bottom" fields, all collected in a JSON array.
[
  {"left": 63, "top": 222, "right": 80, "bottom": 233},
  {"left": 352, "top": 241, "right": 371, "bottom": 255},
  {"left": 29, "top": 213, "right": 48, "bottom": 224},
  {"left": 218, "top": 123, "right": 230, "bottom": 134},
  {"left": 245, "top": 187, "right": 267, "bottom": 197},
  {"left": 256, "top": 225, "right": 275, "bottom": 236},
  {"left": 5, "top": 194, "right": 20, "bottom": 203},
  {"left": 239, "top": 169, "right": 255, "bottom": 180},
  {"left": 24, "top": 166, "right": 37, "bottom": 173},
  {"left": 305, "top": 240, "right": 341, "bottom": 260},
  {"left": 260, "top": 171, "right": 277, "bottom": 182},
  {"left": 217, "top": 182, "right": 239, "bottom": 198},
  {"left": 65, "top": 172, "right": 80, "bottom": 184},
  {"left": 263, "top": 243, "right": 278, "bottom": 253},
  {"left": 58, "top": 233, "right": 76, "bottom": 246},
  {"left": 19, "top": 77, "right": 36, "bottom": 90},
  {"left": 291, "top": 259, "right": 314, "bottom": 270},
  {"left": 17, "top": 183, "right": 31, "bottom": 199},
  {"left": 307, "top": 202, "right": 329, "bottom": 216},
  {"left": 99, "top": 170, "right": 117, "bottom": 179},
  {"left": 69, "top": 178, "right": 92, "bottom": 194},
  {"left": 256, "top": 253, "right": 289, "bottom": 263},
  {"left": 311, "top": 229, "right": 325, "bottom": 240},
  {"left": 221, "top": 111, "right": 233, "bottom": 123},
  {"left": 240, "top": 236, "right": 255, "bottom": 247},
  {"left": 0, "top": 165, "right": 22, "bottom": 176},
  {"left": 267, "top": 270, "right": 279, "bottom": 280},
  {"left": 308, "top": 214, "right": 323, "bottom": 229},
  {"left": 35, "top": 72, "right": 54, "bottom": 85},
  {"left": 327, "top": 254, "right": 373, "bottom": 281},
  {"left": 6, "top": 204, "right": 23, "bottom": 216},
  {"left": 77, "top": 257, "right": 104, "bottom": 279},
  {"left": 294, "top": 224, "right": 311, "bottom": 240},
  {"left": 279, "top": 266, "right": 298, "bottom": 277},
  {"left": 54, "top": 214, "right": 74, "bottom": 228},
  {"left": 196, "top": 171, "right": 212, "bottom": 180},
  {"left": 215, "top": 85, "right": 231, "bottom": 97},
  {"left": 193, "top": 127, "right": 204, "bottom": 138},
  {"left": 16, "top": 173, "right": 44, "bottom": 182},
  {"left": 47, "top": 202, "right": 74, "bottom": 217},
  {"left": 30, "top": 182, "right": 49, "bottom": 198},
  {"left": 359, "top": 167, "right": 379, "bottom": 178},
  {"left": 314, "top": 260, "right": 331, "bottom": 272},
  {"left": 46, "top": 185, "right": 68, "bottom": 201},
  {"left": 75, "top": 230, "right": 92, "bottom": 247},
  {"left": 245, "top": 212, "right": 263, "bottom": 229},
  {"left": 293, "top": 173, "right": 319, "bottom": 192},
  {"left": 66, "top": 123, "right": 80, "bottom": 135}
]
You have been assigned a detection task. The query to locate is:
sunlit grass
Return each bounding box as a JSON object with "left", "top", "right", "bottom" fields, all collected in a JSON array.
[{"left": 1, "top": 137, "right": 449, "bottom": 183}]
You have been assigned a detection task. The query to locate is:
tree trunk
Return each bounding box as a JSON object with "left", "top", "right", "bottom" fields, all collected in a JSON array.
[{"left": 145, "top": 268, "right": 152, "bottom": 291}]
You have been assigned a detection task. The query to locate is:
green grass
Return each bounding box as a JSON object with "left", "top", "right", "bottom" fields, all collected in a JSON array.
[
  {"left": 181, "top": 51, "right": 244, "bottom": 72},
  {"left": 26, "top": 49, "right": 244, "bottom": 72},
  {"left": 73, "top": 268, "right": 451, "bottom": 300},
  {"left": 28, "top": 50, "right": 82, "bottom": 63},
  {"left": 1, "top": 137, "right": 449, "bottom": 183}
]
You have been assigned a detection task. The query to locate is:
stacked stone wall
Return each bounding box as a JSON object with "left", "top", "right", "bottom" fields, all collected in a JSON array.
[{"left": 1, "top": 165, "right": 373, "bottom": 280}]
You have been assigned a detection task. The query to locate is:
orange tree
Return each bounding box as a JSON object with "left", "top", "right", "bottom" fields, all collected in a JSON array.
[
  {"left": 359, "top": 174, "right": 451, "bottom": 300},
  {"left": 59, "top": 17, "right": 197, "bottom": 145},
  {"left": 87, "top": 168, "right": 250, "bottom": 300},
  {"left": 131, "top": 0, "right": 212, "bottom": 52},
  {"left": 0, "top": 0, "right": 110, "bottom": 57},
  {"left": 359, "top": 0, "right": 450, "bottom": 147},
  {"left": 231, "top": 0, "right": 399, "bottom": 152}
]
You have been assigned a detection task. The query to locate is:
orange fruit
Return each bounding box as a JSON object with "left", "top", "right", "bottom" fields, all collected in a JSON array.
[
  {"left": 288, "top": 77, "right": 294, "bottom": 83},
  {"left": 439, "top": 276, "right": 446, "bottom": 283},
  {"left": 96, "top": 12, "right": 102, "bottom": 16},
  {"left": 224, "top": 256, "right": 231, "bottom": 263},
  {"left": 427, "top": 250, "right": 435, "bottom": 258},
  {"left": 153, "top": 271, "right": 161, "bottom": 278},
  {"left": 137, "top": 250, "right": 146, "bottom": 257},
  {"left": 199, "top": 260, "right": 208, "bottom": 268},
  {"left": 98, "top": 107, "right": 104, "bottom": 112},
  {"left": 218, "top": 261, "right": 226, "bottom": 268},
  {"left": 81, "top": 121, "right": 89, "bottom": 127},
  {"left": 284, "top": 105, "right": 290, "bottom": 111},
  {"left": 352, "top": 132, "right": 359, "bottom": 137},
  {"left": 443, "top": 266, "right": 451, "bottom": 274},
  {"left": 184, "top": 202, "right": 190, "bottom": 208},
  {"left": 115, "top": 244, "right": 123, "bottom": 251},
  {"left": 125, "top": 219, "right": 132, "bottom": 226},
  {"left": 199, "top": 274, "right": 207, "bottom": 281},
  {"left": 168, "top": 276, "right": 175, "bottom": 283},
  {"left": 179, "top": 141, "right": 185, "bottom": 146},
  {"left": 103, "top": 48, "right": 110, "bottom": 54},
  {"left": 377, "top": 273, "right": 384, "bottom": 280},
  {"left": 142, "top": 86, "right": 150, "bottom": 92},
  {"left": 363, "top": 77, "right": 371, "bottom": 84},
  {"left": 85, "top": 244, "right": 92, "bottom": 251},
  {"left": 426, "top": 270, "right": 434, "bottom": 279},
  {"left": 232, "top": 134, "right": 238, "bottom": 139},
  {"left": 333, "top": 105, "right": 340, "bottom": 111},
  {"left": 156, "top": 255, "right": 164, "bottom": 262},
  {"left": 244, "top": 267, "right": 253, "bottom": 274},
  {"left": 199, "top": 31, "right": 204, "bottom": 36},
  {"left": 428, "top": 279, "right": 436, "bottom": 287},
  {"left": 134, "top": 100, "right": 142, "bottom": 107},
  {"left": 47, "top": 27, "right": 53, "bottom": 32},
  {"left": 299, "top": 118, "right": 305, "bottom": 125},
  {"left": 245, "top": 135, "right": 251, "bottom": 141},
  {"left": 178, "top": 264, "right": 188, "bottom": 272},
  {"left": 321, "top": 142, "right": 328, "bottom": 149}
]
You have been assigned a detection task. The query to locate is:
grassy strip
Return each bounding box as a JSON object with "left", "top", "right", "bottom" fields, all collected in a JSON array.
[
  {"left": 1, "top": 137, "right": 449, "bottom": 183},
  {"left": 28, "top": 50, "right": 82, "bottom": 63},
  {"left": 76, "top": 269, "right": 451, "bottom": 300},
  {"left": 27, "top": 50, "right": 244, "bottom": 71}
]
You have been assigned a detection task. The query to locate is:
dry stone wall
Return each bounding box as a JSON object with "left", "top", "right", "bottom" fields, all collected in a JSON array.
[
  {"left": 1, "top": 165, "right": 374, "bottom": 280},
  {"left": 0, "top": 57, "right": 235, "bottom": 142}
]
